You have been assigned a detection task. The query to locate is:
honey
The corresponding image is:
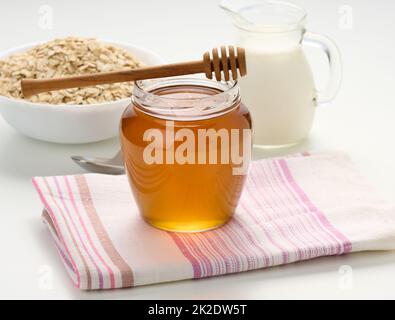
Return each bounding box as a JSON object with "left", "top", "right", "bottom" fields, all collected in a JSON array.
[{"left": 120, "top": 78, "right": 252, "bottom": 232}]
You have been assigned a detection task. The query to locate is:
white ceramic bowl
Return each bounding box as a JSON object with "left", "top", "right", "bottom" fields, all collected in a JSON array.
[{"left": 0, "top": 41, "right": 164, "bottom": 144}]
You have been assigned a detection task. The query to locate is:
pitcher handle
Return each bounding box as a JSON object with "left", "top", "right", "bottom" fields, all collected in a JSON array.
[{"left": 302, "top": 32, "right": 342, "bottom": 105}]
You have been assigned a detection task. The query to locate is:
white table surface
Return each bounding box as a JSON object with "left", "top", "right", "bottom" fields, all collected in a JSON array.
[{"left": 1, "top": 0, "right": 395, "bottom": 300}]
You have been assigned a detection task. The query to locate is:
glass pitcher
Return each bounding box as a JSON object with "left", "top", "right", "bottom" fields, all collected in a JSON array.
[{"left": 220, "top": 0, "right": 342, "bottom": 147}]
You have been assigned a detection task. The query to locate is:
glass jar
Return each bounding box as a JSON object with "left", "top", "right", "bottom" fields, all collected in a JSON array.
[{"left": 120, "top": 77, "right": 252, "bottom": 232}]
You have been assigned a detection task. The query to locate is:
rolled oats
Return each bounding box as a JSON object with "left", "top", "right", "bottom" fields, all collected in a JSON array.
[{"left": 0, "top": 37, "right": 142, "bottom": 105}]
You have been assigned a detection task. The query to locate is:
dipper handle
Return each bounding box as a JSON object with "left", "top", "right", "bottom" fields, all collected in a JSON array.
[{"left": 21, "top": 46, "right": 247, "bottom": 98}]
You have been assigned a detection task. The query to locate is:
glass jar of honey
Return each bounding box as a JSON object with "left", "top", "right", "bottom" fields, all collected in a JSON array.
[{"left": 120, "top": 77, "right": 252, "bottom": 232}]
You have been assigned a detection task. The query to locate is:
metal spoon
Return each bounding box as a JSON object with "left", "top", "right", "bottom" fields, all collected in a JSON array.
[{"left": 71, "top": 150, "right": 125, "bottom": 175}]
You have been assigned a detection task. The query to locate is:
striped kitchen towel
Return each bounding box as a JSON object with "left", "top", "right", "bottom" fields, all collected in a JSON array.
[{"left": 32, "top": 152, "right": 395, "bottom": 290}]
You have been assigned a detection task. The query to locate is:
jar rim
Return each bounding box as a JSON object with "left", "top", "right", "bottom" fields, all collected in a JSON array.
[{"left": 132, "top": 77, "right": 241, "bottom": 121}]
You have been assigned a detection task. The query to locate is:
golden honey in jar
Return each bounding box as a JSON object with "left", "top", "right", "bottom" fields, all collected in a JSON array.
[{"left": 120, "top": 78, "right": 252, "bottom": 232}]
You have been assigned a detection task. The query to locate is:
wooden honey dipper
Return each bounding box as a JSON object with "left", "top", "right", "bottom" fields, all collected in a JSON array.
[{"left": 21, "top": 46, "right": 247, "bottom": 98}]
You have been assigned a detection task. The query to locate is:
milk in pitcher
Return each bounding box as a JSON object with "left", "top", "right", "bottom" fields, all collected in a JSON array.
[{"left": 240, "top": 47, "right": 317, "bottom": 146}]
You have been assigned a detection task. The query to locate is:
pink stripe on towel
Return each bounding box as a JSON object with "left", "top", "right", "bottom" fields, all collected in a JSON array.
[
  {"left": 54, "top": 176, "right": 105, "bottom": 289},
  {"left": 32, "top": 177, "right": 82, "bottom": 288},
  {"left": 277, "top": 159, "right": 352, "bottom": 254},
  {"left": 64, "top": 176, "right": 117, "bottom": 289}
]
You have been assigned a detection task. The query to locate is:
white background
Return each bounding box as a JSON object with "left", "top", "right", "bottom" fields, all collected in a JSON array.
[{"left": 0, "top": 0, "right": 395, "bottom": 299}]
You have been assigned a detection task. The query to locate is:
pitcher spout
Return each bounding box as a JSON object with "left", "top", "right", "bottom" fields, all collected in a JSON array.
[{"left": 219, "top": 0, "right": 259, "bottom": 28}]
